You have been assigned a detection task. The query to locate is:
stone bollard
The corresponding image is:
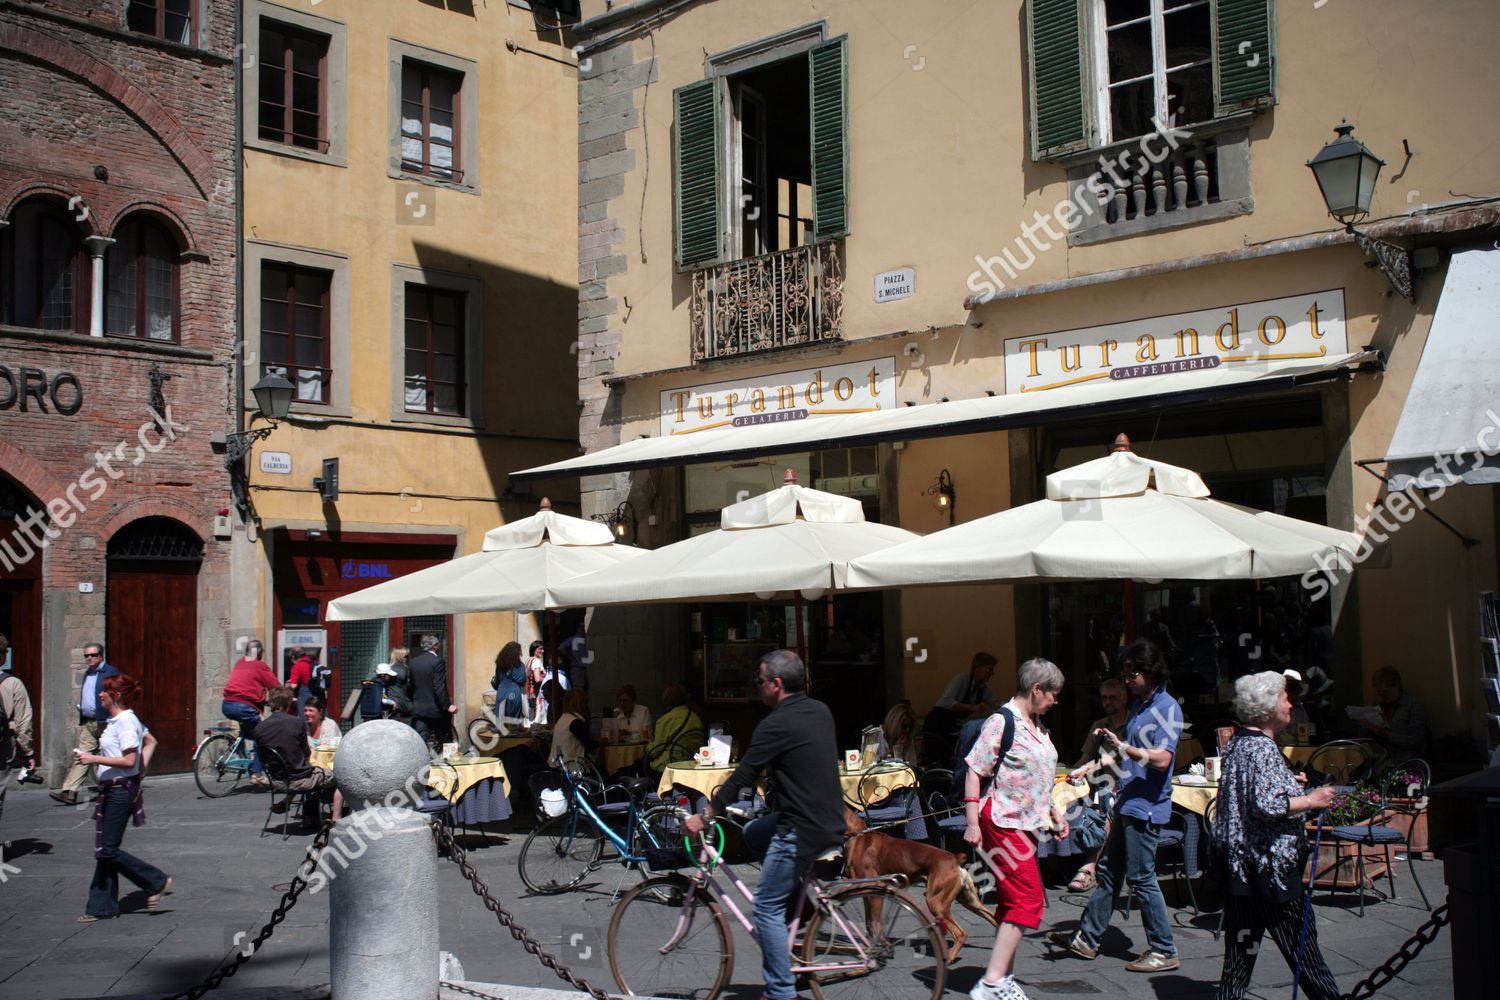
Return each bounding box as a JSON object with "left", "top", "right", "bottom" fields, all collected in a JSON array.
[{"left": 327, "top": 720, "right": 439, "bottom": 1000}]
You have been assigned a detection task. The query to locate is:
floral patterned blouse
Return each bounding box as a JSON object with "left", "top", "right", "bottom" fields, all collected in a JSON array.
[
  {"left": 965, "top": 701, "right": 1059, "bottom": 832},
  {"left": 1213, "top": 728, "right": 1310, "bottom": 902}
]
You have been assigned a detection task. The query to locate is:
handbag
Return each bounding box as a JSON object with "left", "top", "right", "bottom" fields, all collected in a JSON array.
[{"left": 1071, "top": 801, "right": 1107, "bottom": 852}]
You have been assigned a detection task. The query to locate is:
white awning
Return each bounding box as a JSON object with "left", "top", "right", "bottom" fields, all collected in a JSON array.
[
  {"left": 1384, "top": 248, "right": 1500, "bottom": 491},
  {"left": 513, "top": 351, "right": 1377, "bottom": 482}
]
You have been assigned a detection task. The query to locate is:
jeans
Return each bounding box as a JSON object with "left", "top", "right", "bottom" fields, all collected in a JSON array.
[
  {"left": 221, "top": 699, "right": 264, "bottom": 773},
  {"left": 1078, "top": 813, "right": 1176, "bottom": 957},
  {"left": 754, "top": 829, "right": 803, "bottom": 1000},
  {"left": 87, "top": 784, "right": 167, "bottom": 917}
]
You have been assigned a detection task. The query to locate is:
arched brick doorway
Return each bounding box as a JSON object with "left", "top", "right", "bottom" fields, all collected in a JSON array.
[
  {"left": 107, "top": 516, "right": 202, "bottom": 772},
  {"left": 0, "top": 473, "right": 44, "bottom": 759}
]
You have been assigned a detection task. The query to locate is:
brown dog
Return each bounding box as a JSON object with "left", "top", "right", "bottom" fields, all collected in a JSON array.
[{"left": 844, "top": 808, "right": 997, "bottom": 963}]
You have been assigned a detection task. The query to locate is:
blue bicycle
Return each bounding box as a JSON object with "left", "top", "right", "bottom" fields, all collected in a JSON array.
[{"left": 518, "top": 763, "right": 688, "bottom": 895}]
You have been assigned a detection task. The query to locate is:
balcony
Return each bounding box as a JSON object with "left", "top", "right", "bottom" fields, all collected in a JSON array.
[{"left": 690, "top": 242, "right": 844, "bottom": 362}]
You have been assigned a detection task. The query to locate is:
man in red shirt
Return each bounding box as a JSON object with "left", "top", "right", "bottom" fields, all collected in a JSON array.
[
  {"left": 286, "top": 647, "right": 316, "bottom": 718},
  {"left": 223, "top": 639, "right": 279, "bottom": 787}
]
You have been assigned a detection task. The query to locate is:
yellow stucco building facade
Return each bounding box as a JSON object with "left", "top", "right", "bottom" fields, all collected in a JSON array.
[
  {"left": 522, "top": 0, "right": 1500, "bottom": 762},
  {"left": 230, "top": 0, "right": 580, "bottom": 725}
]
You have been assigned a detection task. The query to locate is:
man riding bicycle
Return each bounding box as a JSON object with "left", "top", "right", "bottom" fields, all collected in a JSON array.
[{"left": 685, "top": 650, "right": 844, "bottom": 1000}]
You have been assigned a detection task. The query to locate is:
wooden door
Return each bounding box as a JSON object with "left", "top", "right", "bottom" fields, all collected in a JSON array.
[{"left": 108, "top": 560, "right": 199, "bottom": 772}]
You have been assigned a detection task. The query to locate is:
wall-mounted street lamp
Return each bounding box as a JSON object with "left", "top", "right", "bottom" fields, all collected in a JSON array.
[
  {"left": 223, "top": 371, "right": 295, "bottom": 467},
  {"left": 1307, "top": 121, "right": 1414, "bottom": 301},
  {"left": 594, "top": 499, "right": 637, "bottom": 541},
  {"left": 932, "top": 468, "right": 956, "bottom": 524}
]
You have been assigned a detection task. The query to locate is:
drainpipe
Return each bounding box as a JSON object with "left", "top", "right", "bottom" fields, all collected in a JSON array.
[{"left": 232, "top": 0, "right": 247, "bottom": 515}]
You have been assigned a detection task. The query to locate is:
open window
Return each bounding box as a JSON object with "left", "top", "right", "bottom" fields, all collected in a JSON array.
[{"left": 674, "top": 35, "right": 847, "bottom": 269}]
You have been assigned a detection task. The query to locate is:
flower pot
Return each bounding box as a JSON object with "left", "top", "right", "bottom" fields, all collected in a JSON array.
[{"left": 1306, "top": 819, "right": 1390, "bottom": 890}]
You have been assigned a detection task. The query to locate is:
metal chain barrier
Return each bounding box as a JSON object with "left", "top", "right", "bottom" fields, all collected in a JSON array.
[
  {"left": 439, "top": 980, "right": 510, "bottom": 1000},
  {"left": 431, "top": 820, "right": 618, "bottom": 1000},
  {"left": 1340, "top": 903, "right": 1450, "bottom": 1000},
  {"left": 166, "top": 819, "right": 337, "bottom": 1000}
]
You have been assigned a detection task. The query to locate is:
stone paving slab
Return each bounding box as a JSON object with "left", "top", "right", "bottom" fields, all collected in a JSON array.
[{"left": 0, "top": 774, "right": 1452, "bottom": 999}]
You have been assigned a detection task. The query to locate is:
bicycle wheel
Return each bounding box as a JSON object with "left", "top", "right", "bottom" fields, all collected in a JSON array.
[
  {"left": 193, "top": 735, "right": 244, "bottom": 798},
  {"left": 630, "top": 804, "right": 687, "bottom": 861},
  {"left": 518, "top": 811, "right": 605, "bottom": 894},
  {"left": 608, "top": 873, "right": 731, "bottom": 1000},
  {"left": 800, "top": 883, "right": 945, "bottom": 1000}
]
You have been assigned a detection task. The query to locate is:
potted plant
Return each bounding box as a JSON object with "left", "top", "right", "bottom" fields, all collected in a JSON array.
[
  {"left": 1305, "top": 782, "right": 1389, "bottom": 890},
  {"left": 1374, "top": 766, "right": 1431, "bottom": 857}
]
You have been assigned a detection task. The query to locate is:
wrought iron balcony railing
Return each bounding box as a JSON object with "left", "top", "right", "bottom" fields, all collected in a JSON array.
[{"left": 690, "top": 241, "right": 844, "bottom": 361}]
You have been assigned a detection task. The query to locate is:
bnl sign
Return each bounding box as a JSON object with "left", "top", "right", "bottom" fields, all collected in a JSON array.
[{"left": 342, "top": 561, "right": 394, "bottom": 580}]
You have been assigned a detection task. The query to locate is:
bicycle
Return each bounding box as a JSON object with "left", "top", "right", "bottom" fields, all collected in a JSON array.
[
  {"left": 607, "top": 810, "right": 946, "bottom": 1000},
  {"left": 193, "top": 722, "right": 257, "bottom": 798},
  {"left": 517, "top": 762, "right": 687, "bottom": 895}
]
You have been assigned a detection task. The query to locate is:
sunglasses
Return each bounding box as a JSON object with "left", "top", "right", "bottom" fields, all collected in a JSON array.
[{"left": 84, "top": 652, "right": 103, "bottom": 659}]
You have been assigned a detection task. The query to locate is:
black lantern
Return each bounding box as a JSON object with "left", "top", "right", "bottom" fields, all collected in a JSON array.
[
  {"left": 251, "top": 371, "right": 295, "bottom": 422},
  {"left": 1307, "top": 122, "right": 1385, "bottom": 228},
  {"left": 1306, "top": 121, "right": 1413, "bottom": 302}
]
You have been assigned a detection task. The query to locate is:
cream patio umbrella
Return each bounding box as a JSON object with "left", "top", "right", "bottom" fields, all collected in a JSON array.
[
  {"left": 325, "top": 498, "right": 644, "bottom": 620},
  {"left": 845, "top": 436, "right": 1365, "bottom": 588},
  {"left": 547, "top": 471, "right": 919, "bottom": 656}
]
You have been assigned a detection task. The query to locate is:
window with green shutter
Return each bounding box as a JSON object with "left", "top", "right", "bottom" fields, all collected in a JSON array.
[
  {"left": 674, "top": 30, "right": 849, "bottom": 268},
  {"left": 1026, "top": 0, "right": 1275, "bottom": 157},
  {"left": 673, "top": 78, "right": 723, "bottom": 269}
]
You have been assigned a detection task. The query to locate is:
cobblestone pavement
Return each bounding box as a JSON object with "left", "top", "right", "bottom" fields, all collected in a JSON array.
[{"left": 0, "top": 773, "right": 1452, "bottom": 999}]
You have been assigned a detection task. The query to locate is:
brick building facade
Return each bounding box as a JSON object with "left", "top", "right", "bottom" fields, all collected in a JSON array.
[{"left": 0, "top": 0, "right": 237, "bottom": 773}]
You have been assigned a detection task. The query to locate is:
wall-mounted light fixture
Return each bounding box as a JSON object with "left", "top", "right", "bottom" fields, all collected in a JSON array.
[
  {"left": 1307, "top": 121, "right": 1414, "bottom": 301},
  {"left": 932, "top": 469, "right": 955, "bottom": 523},
  {"left": 223, "top": 371, "right": 295, "bottom": 468},
  {"left": 594, "top": 499, "right": 637, "bottom": 541}
]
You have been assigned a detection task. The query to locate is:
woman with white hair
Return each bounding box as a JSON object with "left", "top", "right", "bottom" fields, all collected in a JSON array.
[
  {"left": 1213, "top": 670, "right": 1339, "bottom": 1000},
  {"left": 963, "top": 657, "right": 1068, "bottom": 1000}
]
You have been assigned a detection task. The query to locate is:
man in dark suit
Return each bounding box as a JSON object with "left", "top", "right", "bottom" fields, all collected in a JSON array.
[
  {"left": 407, "top": 634, "right": 455, "bottom": 750},
  {"left": 51, "top": 641, "right": 121, "bottom": 805}
]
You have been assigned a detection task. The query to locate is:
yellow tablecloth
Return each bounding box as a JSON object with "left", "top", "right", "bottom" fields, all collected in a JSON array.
[
  {"left": 1052, "top": 775, "right": 1092, "bottom": 813},
  {"left": 658, "top": 760, "right": 738, "bottom": 799},
  {"left": 840, "top": 762, "right": 917, "bottom": 808},
  {"left": 489, "top": 734, "right": 541, "bottom": 756},
  {"left": 600, "top": 742, "right": 647, "bottom": 773},
  {"left": 427, "top": 757, "right": 510, "bottom": 802},
  {"left": 1171, "top": 779, "right": 1217, "bottom": 816},
  {"left": 306, "top": 746, "right": 509, "bottom": 803}
]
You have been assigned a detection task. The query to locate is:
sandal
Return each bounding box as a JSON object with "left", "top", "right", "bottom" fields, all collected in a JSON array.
[
  {"left": 147, "top": 876, "right": 173, "bottom": 911},
  {"left": 78, "top": 914, "right": 110, "bottom": 923},
  {"left": 1067, "top": 867, "right": 1097, "bottom": 892}
]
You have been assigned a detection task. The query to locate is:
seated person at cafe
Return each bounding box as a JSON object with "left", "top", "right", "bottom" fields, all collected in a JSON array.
[
  {"left": 1074, "top": 678, "right": 1129, "bottom": 767},
  {"left": 880, "top": 701, "right": 917, "bottom": 761},
  {"left": 549, "top": 689, "right": 598, "bottom": 768},
  {"left": 304, "top": 693, "right": 341, "bottom": 749},
  {"left": 921, "top": 652, "right": 1001, "bottom": 765},
  {"left": 1276, "top": 669, "right": 1315, "bottom": 746},
  {"left": 1359, "top": 665, "right": 1430, "bottom": 761},
  {"left": 645, "top": 683, "right": 705, "bottom": 777},
  {"left": 610, "top": 685, "right": 652, "bottom": 742},
  {"left": 257, "top": 686, "right": 343, "bottom": 819}
]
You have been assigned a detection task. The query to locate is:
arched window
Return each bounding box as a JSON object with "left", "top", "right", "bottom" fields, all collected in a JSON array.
[
  {"left": 0, "top": 199, "right": 87, "bottom": 331},
  {"left": 106, "top": 216, "right": 179, "bottom": 342}
]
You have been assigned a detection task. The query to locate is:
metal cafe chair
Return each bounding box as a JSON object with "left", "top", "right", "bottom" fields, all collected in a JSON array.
[
  {"left": 1305, "top": 739, "right": 1372, "bottom": 788},
  {"left": 1320, "top": 758, "right": 1433, "bottom": 917}
]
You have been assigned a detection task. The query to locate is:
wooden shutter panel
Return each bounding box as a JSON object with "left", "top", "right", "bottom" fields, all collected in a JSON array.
[
  {"left": 1214, "top": 0, "right": 1276, "bottom": 115},
  {"left": 674, "top": 78, "right": 722, "bottom": 269},
  {"left": 808, "top": 36, "right": 849, "bottom": 240},
  {"left": 1027, "top": 0, "right": 1088, "bottom": 160}
]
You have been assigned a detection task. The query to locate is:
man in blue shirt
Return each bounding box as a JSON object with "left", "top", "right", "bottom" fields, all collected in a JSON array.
[
  {"left": 1052, "top": 639, "right": 1182, "bottom": 973},
  {"left": 51, "top": 642, "right": 120, "bottom": 805}
]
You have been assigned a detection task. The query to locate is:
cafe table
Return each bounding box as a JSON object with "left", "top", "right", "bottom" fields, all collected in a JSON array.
[
  {"left": 1280, "top": 741, "right": 1375, "bottom": 778},
  {"left": 308, "top": 745, "right": 512, "bottom": 823},
  {"left": 600, "top": 741, "right": 648, "bottom": 773},
  {"left": 658, "top": 759, "right": 738, "bottom": 801}
]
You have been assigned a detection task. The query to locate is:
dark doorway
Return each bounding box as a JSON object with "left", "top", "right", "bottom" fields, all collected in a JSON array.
[
  {"left": 0, "top": 474, "right": 44, "bottom": 758},
  {"left": 108, "top": 517, "right": 203, "bottom": 772}
]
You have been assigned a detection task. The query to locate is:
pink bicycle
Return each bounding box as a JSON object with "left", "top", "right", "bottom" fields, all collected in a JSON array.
[{"left": 606, "top": 812, "right": 945, "bottom": 1000}]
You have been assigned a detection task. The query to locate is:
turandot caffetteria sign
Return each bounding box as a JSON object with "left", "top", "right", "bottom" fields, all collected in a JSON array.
[
  {"left": 660, "top": 357, "right": 897, "bottom": 436},
  {"left": 1002, "top": 289, "right": 1347, "bottom": 394}
]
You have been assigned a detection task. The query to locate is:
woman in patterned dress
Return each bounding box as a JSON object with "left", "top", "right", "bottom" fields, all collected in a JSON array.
[
  {"left": 963, "top": 657, "right": 1068, "bottom": 1000},
  {"left": 1213, "top": 670, "right": 1340, "bottom": 1000}
]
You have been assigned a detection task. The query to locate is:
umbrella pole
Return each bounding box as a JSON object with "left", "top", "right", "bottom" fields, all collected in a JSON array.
[
  {"left": 1123, "top": 579, "right": 1137, "bottom": 642},
  {"left": 547, "top": 611, "right": 558, "bottom": 725}
]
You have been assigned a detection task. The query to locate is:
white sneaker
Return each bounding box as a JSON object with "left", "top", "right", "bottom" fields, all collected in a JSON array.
[{"left": 970, "top": 976, "right": 1030, "bottom": 1000}]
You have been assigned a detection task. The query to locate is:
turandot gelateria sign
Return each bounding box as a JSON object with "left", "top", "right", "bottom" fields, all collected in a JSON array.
[
  {"left": 660, "top": 357, "right": 897, "bottom": 436},
  {"left": 1002, "top": 289, "right": 1348, "bottom": 394}
]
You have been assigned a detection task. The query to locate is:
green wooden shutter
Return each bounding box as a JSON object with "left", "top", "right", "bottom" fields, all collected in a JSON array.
[
  {"left": 1027, "top": 0, "right": 1089, "bottom": 160},
  {"left": 808, "top": 36, "right": 849, "bottom": 240},
  {"left": 1213, "top": 0, "right": 1276, "bottom": 115},
  {"left": 674, "top": 78, "right": 722, "bottom": 269}
]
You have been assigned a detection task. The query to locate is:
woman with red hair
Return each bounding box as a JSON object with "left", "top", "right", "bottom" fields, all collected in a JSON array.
[{"left": 73, "top": 673, "right": 171, "bottom": 921}]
